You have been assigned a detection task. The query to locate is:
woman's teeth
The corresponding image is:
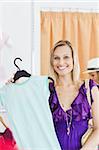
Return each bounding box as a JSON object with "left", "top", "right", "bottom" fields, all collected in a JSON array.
[{"left": 58, "top": 66, "right": 67, "bottom": 70}]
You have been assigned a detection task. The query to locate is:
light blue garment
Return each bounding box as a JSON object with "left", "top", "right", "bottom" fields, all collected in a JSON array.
[{"left": 0, "top": 76, "right": 61, "bottom": 150}]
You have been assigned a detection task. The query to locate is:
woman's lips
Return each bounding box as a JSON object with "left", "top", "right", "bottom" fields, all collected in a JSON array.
[{"left": 58, "top": 66, "right": 68, "bottom": 71}]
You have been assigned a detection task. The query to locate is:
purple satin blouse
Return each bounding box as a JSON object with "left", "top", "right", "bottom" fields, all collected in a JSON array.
[{"left": 49, "top": 79, "right": 96, "bottom": 150}]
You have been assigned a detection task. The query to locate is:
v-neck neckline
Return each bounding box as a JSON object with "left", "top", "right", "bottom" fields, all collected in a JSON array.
[{"left": 54, "top": 85, "right": 81, "bottom": 113}]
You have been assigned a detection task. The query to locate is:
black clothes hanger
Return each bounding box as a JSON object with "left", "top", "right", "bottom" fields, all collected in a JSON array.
[{"left": 13, "top": 57, "right": 31, "bottom": 83}]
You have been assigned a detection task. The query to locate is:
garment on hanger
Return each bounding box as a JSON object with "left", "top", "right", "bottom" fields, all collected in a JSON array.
[
  {"left": 0, "top": 76, "right": 61, "bottom": 150},
  {"left": 0, "top": 128, "right": 18, "bottom": 150},
  {"left": 0, "top": 116, "right": 18, "bottom": 150}
]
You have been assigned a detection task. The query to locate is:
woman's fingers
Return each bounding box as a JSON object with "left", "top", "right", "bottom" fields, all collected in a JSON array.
[
  {"left": 0, "top": 116, "right": 3, "bottom": 122},
  {"left": 5, "top": 74, "right": 15, "bottom": 85},
  {"left": 6, "top": 78, "right": 14, "bottom": 84}
]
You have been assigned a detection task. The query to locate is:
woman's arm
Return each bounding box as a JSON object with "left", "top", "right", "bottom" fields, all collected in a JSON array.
[{"left": 81, "top": 86, "right": 99, "bottom": 150}]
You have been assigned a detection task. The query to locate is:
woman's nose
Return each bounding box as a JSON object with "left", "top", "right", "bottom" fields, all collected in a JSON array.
[{"left": 59, "top": 59, "right": 65, "bottom": 65}]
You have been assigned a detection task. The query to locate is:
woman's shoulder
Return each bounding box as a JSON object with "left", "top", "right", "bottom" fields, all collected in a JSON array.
[
  {"left": 74, "top": 80, "right": 84, "bottom": 90},
  {"left": 48, "top": 77, "right": 55, "bottom": 92},
  {"left": 48, "top": 77, "right": 54, "bottom": 83}
]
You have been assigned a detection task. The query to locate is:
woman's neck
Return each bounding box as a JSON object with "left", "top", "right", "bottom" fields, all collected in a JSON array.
[{"left": 56, "top": 74, "right": 73, "bottom": 87}]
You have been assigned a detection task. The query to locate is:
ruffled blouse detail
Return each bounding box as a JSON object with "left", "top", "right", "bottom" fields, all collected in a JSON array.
[{"left": 49, "top": 79, "right": 96, "bottom": 123}]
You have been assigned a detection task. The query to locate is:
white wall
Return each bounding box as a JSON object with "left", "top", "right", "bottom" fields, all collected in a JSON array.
[
  {"left": 0, "top": 1, "right": 33, "bottom": 86},
  {"left": 0, "top": 1, "right": 33, "bottom": 130}
]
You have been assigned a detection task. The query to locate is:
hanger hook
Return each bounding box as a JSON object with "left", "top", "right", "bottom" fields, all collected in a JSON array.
[{"left": 14, "top": 57, "right": 22, "bottom": 71}]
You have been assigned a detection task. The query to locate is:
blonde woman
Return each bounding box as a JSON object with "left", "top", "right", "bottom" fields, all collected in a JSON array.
[
  {"left": 48, "top": 40, "right": 99, "bottom": 150},
  {"left": 6, "top": 40, "right": 99, "bottom": 150}
]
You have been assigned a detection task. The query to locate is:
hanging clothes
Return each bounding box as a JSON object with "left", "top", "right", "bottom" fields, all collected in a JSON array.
[
  {"left": 0, "top": 76, "right": 61, "bottom": 150},
  {"left": 0, "top": 128, "right": 18, "bottom": 150}
]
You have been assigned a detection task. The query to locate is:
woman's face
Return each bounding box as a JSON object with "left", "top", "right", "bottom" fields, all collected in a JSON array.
[
  {"left": 52, "top": 45, "right": 73, "bottom": 76},
  {"left": 89, "top": 72, "right": 99, "bottom": 83}
]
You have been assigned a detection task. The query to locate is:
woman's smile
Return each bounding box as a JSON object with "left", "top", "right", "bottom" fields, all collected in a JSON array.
[{"left": 57, "top": 65, "right": 69, "bottom": 71}]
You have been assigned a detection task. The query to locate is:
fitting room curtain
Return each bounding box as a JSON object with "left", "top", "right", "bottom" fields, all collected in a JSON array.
[{"left": 41, "top": 12, "right": 99, "bottom": 79}]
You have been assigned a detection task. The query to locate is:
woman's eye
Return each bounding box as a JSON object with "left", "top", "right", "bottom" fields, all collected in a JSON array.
[
  {"left": 64, "top": 56, "right": 69, "bottom": 59},
  {"left": 54, "top": 57, "right": 60, "bottom": 60}
]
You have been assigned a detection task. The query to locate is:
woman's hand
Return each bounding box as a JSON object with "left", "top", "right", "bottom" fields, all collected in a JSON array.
[
  {"left": 0, "top": 116, "right": 8, "bottom": 128},
  {"left": 80, "top": 145, "right": 98, "bottom": 150},
  {"left": 0, "top": 116, "right": 4, "bottom": 123},
  {"left": 5, "top": 74, "right": 15, "bottom": 85}
]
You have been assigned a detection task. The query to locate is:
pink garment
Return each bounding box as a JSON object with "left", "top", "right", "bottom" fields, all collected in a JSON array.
[{"left": 0, "top": 128, "right": 18, "bottom": 150}]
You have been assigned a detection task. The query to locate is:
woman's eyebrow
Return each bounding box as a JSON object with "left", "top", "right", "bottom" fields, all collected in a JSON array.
[
  {"left": 53, "top": 54, "right": 70, "bottom": 57},
  {"left": 53, "top": 55, "right": 60, "bottom": 57},
  {"left": 63, "top": 54, "right": 70, "bottom": 56}
]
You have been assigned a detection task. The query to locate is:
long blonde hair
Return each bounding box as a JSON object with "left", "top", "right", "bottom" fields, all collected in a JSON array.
[{"left": 49, "top": 40, "right": 80, "bottom": 85}]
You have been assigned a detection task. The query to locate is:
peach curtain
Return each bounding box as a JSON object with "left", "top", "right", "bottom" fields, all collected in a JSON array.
[{"left": 40, "top": 12, "right": 99, "bottom": 79}]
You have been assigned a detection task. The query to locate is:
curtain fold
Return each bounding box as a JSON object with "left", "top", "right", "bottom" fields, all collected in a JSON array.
[{"left": 41, "top": 12, "right": 99, "bottom": 79}]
